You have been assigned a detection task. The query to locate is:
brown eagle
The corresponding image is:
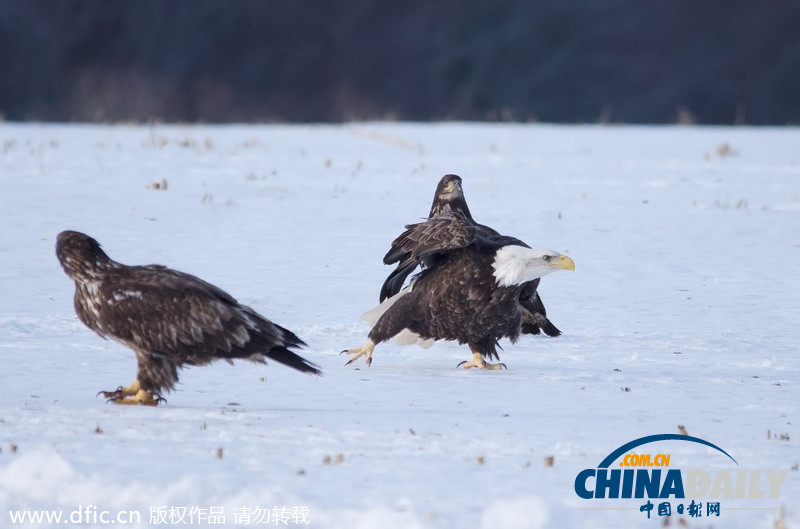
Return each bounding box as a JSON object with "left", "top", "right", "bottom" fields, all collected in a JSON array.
[
  {"left": 56, "top": 230, "right": 321, "bottom": 405},
  {"left": 343, "top": 212, "right": 574, "bottom": 369},
  {"left": 380, "top": 174, "right": 562, "bottom": 337}
]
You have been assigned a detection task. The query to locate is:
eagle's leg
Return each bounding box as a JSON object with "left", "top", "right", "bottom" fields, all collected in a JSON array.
[
  {"left": 97, "top": 380, "right": 164, "bottom": 406},
  {"left": 341, "top": 340, "right": 376, "bottom": 367},
  {"left": 457, "top": 351, "right": 507, "bottom": 371}
]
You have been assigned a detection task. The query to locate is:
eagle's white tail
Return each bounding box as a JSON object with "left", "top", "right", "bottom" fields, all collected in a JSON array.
[{"left": 393, "top": 329, "right": 435, "bottom": 349}]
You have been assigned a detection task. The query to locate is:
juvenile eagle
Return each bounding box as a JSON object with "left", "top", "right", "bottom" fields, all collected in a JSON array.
[
  {"left": 344, "top": 213, "right": 574, "bottom": 369},
  {"left": 380, "top": 174, "right": 562, "bottom": 337},
  {"left": 56, "top": 230, "right": 321, "bottom": 405}
]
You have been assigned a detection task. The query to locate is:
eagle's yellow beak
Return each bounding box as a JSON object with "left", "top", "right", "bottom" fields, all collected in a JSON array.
[{"left": 551, "top": 254, "right": 575, "bottom": 272}]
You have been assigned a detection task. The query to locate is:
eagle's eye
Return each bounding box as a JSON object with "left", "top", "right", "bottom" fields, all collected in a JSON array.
[{"left": 542, "top": 255, "right": 553, "bottom": 262}]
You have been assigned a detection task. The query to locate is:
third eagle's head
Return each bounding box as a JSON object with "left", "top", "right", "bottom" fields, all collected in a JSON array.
[{"left": 430, "top": 174, "right": 473, "bottom": 220}]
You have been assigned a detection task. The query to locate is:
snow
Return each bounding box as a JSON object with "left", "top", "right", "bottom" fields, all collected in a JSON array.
[{"left": 0, "top": 122, "right": 798, "bottom": 528}]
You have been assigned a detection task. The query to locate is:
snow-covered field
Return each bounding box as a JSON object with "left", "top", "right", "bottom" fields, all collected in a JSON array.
[{"left": 0, "top": 122, "right": 797, "bottom": 528}]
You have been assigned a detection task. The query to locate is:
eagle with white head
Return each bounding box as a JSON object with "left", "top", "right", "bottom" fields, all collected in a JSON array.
[
  {"left": 344, "top": 213, "right": 574, "bottom": 369},
  {"left": 380, "top": 173, "right": 563, "bottom": 337}
]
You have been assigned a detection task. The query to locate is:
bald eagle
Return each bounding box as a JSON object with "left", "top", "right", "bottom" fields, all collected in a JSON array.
[
  {"left": 343, "top": 213, "right": 574, "bottom": 369},
  {"left": 56, "top": 230, "right": 321, "bottom": 405},
  {"left": 380, "top": 174, "right": 562, "bottom": 337}
]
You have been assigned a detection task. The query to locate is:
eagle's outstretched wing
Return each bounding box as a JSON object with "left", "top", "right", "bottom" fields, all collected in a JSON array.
[
  {"left": 384, "top": 213, "right": 478, "bottom": 265},
  {"left": 379, "top": 213, "right": 481, "bottom": 300}
]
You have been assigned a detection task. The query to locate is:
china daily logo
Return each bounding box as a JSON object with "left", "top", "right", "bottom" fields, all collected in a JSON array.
[{"left": 574, "top": 434, "right": 788, "bottom": 519}]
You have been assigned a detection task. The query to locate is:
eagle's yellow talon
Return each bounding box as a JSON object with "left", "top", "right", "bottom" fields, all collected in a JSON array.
[
  {"left": 343, "top": 341, "right": 376, "bottom": 367},
  {"left": 457, "top": 352, "right": 506, "bottom": 370},
  {"left": 98, "top": 380, "right": 163, "bottom": 405}
]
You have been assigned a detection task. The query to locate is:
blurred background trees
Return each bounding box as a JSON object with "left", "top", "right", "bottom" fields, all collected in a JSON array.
[{"left": 1, "top": 0, "right": 798, "bottom": 124}]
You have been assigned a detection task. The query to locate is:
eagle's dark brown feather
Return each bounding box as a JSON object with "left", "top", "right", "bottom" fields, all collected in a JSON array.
[{"left": 56, "top": 230, "right": 320, "bottom": 398}]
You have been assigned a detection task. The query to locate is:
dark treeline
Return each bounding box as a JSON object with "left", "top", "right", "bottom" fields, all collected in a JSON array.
[{"left": 1, "top": 0, "right": 799, "bottom": 124}]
